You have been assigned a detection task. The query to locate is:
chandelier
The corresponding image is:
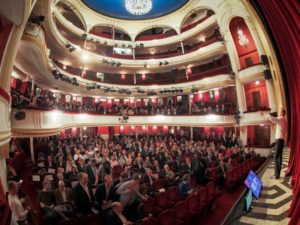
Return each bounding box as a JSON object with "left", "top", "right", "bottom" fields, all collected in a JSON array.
[
  {"left": 237, "top": 28, "right": 249, "bottom": 47},
  {"left": 125, "top": 0, "right": 153, "bottom": 16}
]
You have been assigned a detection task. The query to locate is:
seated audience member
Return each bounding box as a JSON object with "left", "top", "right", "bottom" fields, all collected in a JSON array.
[
  {"left": 160, "top": 164, "right": 171, "bottom": 178},
  {"left": 54, "top": 181, "right": 73, "bottom": 204},
  {"left": 105, "top": 202, "right": 133, "bottom": 225},
  {"left": 95, "top": 175, "right": 114, "bottom": 211},
  {"left": 8, "top": 181, "right": 30, "bottom": 225},
  {"left": 38, "top": 180, "right": 56, "bottom": 214},
  {"left": 179, "top": 174, "right": 194, "bottom": 197},
  {"left": 73, "top": 172, "right": 94, "bottom": 215},
  {"left": 164, "top": 171, "right": 180, "bottom": 189}
]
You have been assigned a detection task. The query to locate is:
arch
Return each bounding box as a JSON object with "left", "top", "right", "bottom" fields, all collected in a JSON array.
[
  {"left": 88, "top": 24, "right": 132, "bottom": 41},
  {"left": 229, "top": 16, "right": 260, "bottom": 69},
  {"left": 56, "top": 0, "right": 87, "bottom": 31},
  {"left": 135, "top": 25, "right": 178, "bottom": 41},
  {"left": 180, "top": 7, "right": 214, "bottom": 31}
]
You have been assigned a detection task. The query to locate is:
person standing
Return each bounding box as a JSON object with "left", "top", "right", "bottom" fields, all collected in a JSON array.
[
  {"left": 261, "top": 109, "right": 287, "bottom": 179},
  {"left": 8, "top": 181, "right": 30, "bottom": 225}
]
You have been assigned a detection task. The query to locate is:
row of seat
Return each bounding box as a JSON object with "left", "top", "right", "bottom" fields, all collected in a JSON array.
[{"left": 142, "top": 182, "right": 221, "bottom": 225}]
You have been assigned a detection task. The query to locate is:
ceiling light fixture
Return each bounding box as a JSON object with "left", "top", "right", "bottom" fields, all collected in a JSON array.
[{"left": 125, "top": 0, "right": 152, "bottom": 16}]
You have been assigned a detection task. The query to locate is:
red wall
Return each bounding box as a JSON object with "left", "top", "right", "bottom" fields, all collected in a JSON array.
[
  {"left": 229, "top": 17, "right": 260, "bottom": 69},
  {"left": 244, "top": 80, "right": 269, "bottom": 110}
]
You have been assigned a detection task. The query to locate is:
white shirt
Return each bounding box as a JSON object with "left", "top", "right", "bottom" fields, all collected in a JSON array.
[
  {"left": 268, "top": 115, "right": 287, "bottom": 140},
  {"left": 8, "top": 194, "right": 28, "bottom": 222}
]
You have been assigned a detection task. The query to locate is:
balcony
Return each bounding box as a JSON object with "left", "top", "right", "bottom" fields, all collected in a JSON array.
[{"left": 11, "top": 108, "right": 237, "bottom": 137}]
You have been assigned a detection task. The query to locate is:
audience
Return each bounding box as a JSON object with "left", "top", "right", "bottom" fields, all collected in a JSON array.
[
  {"left": 5, "top": 131, "right": 261, "bottom": 225},
  {"left": 11, "top": 82, "right": 234, "bottom": 116}
]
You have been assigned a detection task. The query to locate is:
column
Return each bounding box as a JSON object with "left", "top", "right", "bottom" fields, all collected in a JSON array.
[
  {"left": 265, "top": 80, "right": 277, "bottom": 112},
  {"left": 245, "top": 16, "right": 265, "bottom": 56},
  {"left": 235, "top": 80, "right": 246, "bottom": 113},
  {"left": 180, "top": 41, "right": 185, "bottom": 54},
  {"left": 132, "top": 48, "right": 136, "bottom": 60},
  {"left": 30, "top": 137, "right": 35, "bottom": 162},
  {"left": 239, "top": 126, "right": 247, "bottom": 147},
  {"left": 112, "top": 26, "right": 115, "bottom": 40},
  {"left": 190, "top": 127, "right": 194, "bottom": 140},
  {"left": 31, "top": 78, "right": 35, "bottom": 91},
  {"left": 80, "top": 127, "right": 83, "bottom": 141},
  {"left": 221, "top": 31, "right": 246, "bottom": 113},
  {"left": 134, "top": 73, "right": 136, "bottom": 85},
  {"left": 245, "top": 17, "right": 277, "bottom": 112}
]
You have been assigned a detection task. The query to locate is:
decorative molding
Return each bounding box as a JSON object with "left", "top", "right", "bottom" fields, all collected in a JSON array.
[{"left": 0, "top": 87, "right": 10, "bottom": 103}]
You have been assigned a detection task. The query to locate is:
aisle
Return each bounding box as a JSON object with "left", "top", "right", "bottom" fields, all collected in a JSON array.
[{"left": 237, "top": 149, "right": 292, "bottom": 225}]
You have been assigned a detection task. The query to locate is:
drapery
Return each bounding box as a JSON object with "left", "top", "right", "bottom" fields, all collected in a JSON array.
[{"left": 250, "top": 0, "right": 300, "bottom": 224}]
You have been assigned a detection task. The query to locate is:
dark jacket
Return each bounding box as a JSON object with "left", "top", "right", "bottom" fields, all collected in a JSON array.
[
  {"left": 95, "top": 183, "right": 114, "bottom": 209},
  {"left": 105, "top": 210, "right": 123, "bottom": 225},
  {"left": 54, "top": 188, "right": 73, "bottom": 204},
  {"left": 73, "top": 183, "right": 94, "bottom": 214}
]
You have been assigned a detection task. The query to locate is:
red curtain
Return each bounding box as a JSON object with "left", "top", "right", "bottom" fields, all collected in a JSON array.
[{"left": 252, "top": 0, "right": 300, "bottom": 224}]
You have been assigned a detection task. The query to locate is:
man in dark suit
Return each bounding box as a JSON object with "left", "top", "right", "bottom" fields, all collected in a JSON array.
[
  {"left": 84, "top": 159, "right": 98, "bottom": 187},
  {"left": 54, "top": 180, "right": 73, "bottom": 204},
  {"left": 105, "top": 202, "right": 133, "bottom": 225},
  {"left": 95, "top": 175, "right": 114, "bottom": 211},
  {"left": 73, "top": 172, "right": 94, "bottom": 215}
]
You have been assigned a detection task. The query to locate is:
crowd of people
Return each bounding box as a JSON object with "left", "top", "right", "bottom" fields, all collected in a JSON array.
[
  {"left": 11, "top": 88, "right": 233, "bottom": 116},
  {"left": 6, "top": 132, "right": 260, "bottom": 225}
]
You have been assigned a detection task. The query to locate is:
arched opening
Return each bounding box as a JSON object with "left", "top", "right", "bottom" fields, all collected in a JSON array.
[
  {"left": 229, "top": 17, "right": 260, "bottom": 69},
  {"left": 181, "top": 8, "right": 215, "bottom": 33},
  {"left": 56, "top": 1, "right": 86, "bottom": 31},
  {"left": 135, "top": 26, "right": 177, "bottom": 41},
  {"left": 89, "top": 25, "right": 131, "bottom": 41}
]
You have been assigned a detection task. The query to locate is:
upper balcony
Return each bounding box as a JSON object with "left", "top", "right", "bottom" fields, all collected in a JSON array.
[
  {"left": 53, "top": 2, "right": 217, "bottom": 48},
  {"left": 53, "top": 54, "right": 231, "bottom": 86}
]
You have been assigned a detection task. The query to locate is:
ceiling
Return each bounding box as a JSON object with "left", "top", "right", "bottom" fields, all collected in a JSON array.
[{"left": 81, "top": 0, "right": 189, "bottom": 20}]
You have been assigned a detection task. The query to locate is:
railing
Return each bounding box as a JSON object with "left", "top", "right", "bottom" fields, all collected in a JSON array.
[
  {"left": 11, "top": 108, "right": 238, "bottom": 137},
  {"left": 53, "top": 55, "right": 230, "bottom": 86}
]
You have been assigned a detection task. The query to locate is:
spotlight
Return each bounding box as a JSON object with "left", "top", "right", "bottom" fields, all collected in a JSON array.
[
  {"left": 69, "top": 46, "right": 76, "bottom": 52},
  {"left": 28, "top": 15, "right": 45, "bottom": 25},
  {"left": 116, "top": 62, "right": 122, "bottom": 67},
  {"left": 164, "top": 61, "right": 169, "bottom": 65},
  {"left": 140, "top": 43, "right": 144, "bottom": 48},
  {"left": 82, "top": 33, "right": 87, "bottom": 40},
  {"left": 65, "top": 43, "right": 71, "bottom": 48},
  {"left": 159, "top": 62, "right": 163, "bottom": 67}
]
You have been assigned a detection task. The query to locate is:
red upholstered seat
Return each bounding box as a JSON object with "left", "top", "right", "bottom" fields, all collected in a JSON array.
[
  {"left": 157, "top": 209, "right": 183, "bottom": 225},
  {"left": 167, "top": 186, "right": 185, "bottom": 202},
  {"left": 173, "top": 201, "right": 193, "bottom": 225},
  {"left": 144, "top": 197, "right": 161, "bottom": 216},
  {"left": 153, "top": 179, "right": 164, "bottom": 192},
  {"left": 187, "top": 193, "right": 205, "bottom": 218},
  {"left": 140, "top": 217, "right": 157, "bottom": 225},
  {"left": 155, "top": 192, "right": 174, "bottom": 209},
  {"left": 206, "top": 182, "right": 221, "bottom": 206},
  {"left": 58, "top": 219, "right": 81, "bottom": 225}
]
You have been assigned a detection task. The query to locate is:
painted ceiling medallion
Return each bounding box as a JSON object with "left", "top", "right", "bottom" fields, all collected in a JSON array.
[{"left": 125, "top": 0, "right": 153, "bottom": 16}]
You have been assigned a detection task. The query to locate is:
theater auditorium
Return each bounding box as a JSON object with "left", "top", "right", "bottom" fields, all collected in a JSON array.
[{"left": 0, "top": 0, "right": 299, "bottom": 225}]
